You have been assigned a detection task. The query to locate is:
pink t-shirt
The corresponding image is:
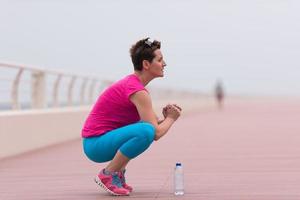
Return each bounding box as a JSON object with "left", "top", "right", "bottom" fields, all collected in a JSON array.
[{"left": 81, "top": 74, "right": 146, "bottom": 138}]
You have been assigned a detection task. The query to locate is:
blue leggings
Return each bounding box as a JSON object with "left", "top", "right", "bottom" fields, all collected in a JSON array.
[{"left": 82, "top": 122, "right": 155, "bottom": 163}]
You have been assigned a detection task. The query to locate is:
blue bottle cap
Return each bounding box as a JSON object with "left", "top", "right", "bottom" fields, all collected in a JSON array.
[{"left": 176, "top": 163, "right": 182, "bottom": 166}]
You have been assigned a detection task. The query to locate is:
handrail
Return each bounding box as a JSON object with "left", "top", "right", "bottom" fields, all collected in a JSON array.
[{"left": 0, "top": 62, "right": 97, "bottom": 79}]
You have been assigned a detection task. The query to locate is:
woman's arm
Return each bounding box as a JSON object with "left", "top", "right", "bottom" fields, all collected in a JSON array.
[
  {"left": 130, "top": 90, "right": 181, "bottom": 141},
  {"left": 158, "top": 119, "right": 164, "bottom": 124},
  {"left": 156, "top": 115, "right": 164, "bottom": 124}
]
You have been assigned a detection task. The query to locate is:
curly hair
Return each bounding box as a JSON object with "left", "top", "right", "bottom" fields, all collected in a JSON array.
[{"left": 129, "top": 38, "right": 161, "bottom": 71}]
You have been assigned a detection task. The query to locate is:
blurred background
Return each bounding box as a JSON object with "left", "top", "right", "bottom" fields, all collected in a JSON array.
[{"left": 1, "top": 0, "right": 299, "bottom": 103}]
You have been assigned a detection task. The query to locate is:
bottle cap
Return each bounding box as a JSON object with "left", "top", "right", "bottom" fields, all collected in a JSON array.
[{"left": 176, "top": 163, "right": 182, "bottom": 166}]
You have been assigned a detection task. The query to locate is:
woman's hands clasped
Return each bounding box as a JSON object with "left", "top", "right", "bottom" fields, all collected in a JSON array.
[{"left": 162, "top": 104, "right": 182, "bottom": 121}]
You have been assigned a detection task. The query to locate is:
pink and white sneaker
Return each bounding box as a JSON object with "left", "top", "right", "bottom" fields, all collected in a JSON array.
[
  {"left": 94, "top": 169, "right": 130, "bottom": 196},
  {"left": 119, "top": 169, "right": 133, "bottom": 192}
]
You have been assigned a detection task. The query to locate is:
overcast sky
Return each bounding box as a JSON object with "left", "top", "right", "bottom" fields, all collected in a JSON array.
[{"left": 1, "top": 0, "right": 299, "bottom": 96}]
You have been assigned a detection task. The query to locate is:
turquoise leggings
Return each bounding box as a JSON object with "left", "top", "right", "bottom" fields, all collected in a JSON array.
[{"left": 82, "top": 122, "right": 155, "bottom": 163}]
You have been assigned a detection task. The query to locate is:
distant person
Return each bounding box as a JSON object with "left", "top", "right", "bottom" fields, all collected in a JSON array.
[
  {"left": 81, "top": 38, "right": 182, "bottom": 196},
  {"left": 215, "top": 80, "right": 225, "bottom": 109}
]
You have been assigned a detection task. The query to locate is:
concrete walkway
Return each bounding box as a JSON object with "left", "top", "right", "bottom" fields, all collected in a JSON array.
[{"left": 1, "top": 98, "right": 300, "bottom": 200}]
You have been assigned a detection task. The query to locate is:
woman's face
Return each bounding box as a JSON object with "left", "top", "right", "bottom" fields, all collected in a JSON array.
[{"left": 148, "top": 49, "right": 167, "bottom": 77}]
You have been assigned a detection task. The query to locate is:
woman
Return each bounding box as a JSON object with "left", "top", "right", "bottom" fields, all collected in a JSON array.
[{"left": 81, "top": 38, "right": 182, "bottom": 196}]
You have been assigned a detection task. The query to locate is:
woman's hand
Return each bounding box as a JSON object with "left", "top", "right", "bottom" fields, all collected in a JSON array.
[
  {"left": 162, "top": 105, "right": 168, "bottom": 118},
  {"left": 163, "top": 104, "right": 182, "bottom": 118},
  {"left": 172, "top": 104, "right": 182, "bottom": 112},
  {"left": 163, "top": 104, "right": 181, "bottom": 121}
]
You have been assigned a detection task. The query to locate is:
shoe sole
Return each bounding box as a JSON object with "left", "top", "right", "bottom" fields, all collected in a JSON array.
[{"left": 94, "top": 176, "right": 129, "bottom": 196}]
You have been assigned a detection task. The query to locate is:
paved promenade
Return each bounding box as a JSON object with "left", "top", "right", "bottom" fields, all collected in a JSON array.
[{"left": 1, "top": 98, "right": 300, "bottom": 200}]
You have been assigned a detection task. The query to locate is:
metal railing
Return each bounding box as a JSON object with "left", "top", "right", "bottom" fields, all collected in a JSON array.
[{"left": 0, "top": 62, "right": 112, "bottom": 110}]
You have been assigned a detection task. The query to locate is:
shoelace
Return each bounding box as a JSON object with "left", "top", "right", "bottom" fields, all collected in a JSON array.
[
  {"left": 119, "top": 171, "right": 125, "bottom": 184},
  {"left": 111, "top": 173, "right": 123, "bottom": 188}
]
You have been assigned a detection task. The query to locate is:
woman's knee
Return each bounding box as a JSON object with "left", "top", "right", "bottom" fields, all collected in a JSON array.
[
  {"left": 119, "top": 123, "right": 155, "bottom": 159},
  {"left": 138, "top": 122, "right": 155, "bottom": 143}
]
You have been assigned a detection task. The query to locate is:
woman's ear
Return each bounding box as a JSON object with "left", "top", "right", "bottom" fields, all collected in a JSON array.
[{"left": 142, "top": 60, "right": 150, "bottom": 70}]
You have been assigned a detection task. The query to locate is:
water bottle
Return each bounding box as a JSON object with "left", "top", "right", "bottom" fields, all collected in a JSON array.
[{"left": 174, "top": 163, "right": 184, "bottom": 195}]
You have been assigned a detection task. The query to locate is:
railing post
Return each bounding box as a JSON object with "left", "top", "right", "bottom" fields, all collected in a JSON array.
[
  {"left": 88, "top": 79, "right": 97, "bottom": 104},
  {"left": 67, "top": 76, "right": 76, "bottom": 106},
  {"left": 31, "top": 71, "right": 46, "bottom": 109},
  {"left": 52, "top": 74, "right": 62, "bottom": 107},
  {"left": 11, "top": 68, "right": 24, "bottom": 110},
  {"left": 80, "top": 78, "right": 88, "bottom": 105}
]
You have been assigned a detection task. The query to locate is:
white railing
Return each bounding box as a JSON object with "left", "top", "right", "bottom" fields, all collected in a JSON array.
[
  {"left": 0, "top": 62, "right": 112, "bottom": 110},
  {"left": 0, "top": 62, "right": 208, "bottom": 111}
]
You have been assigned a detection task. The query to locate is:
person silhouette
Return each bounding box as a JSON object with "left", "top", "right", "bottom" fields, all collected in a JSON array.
[{"left": 215, "top": 79, "right": 225, "bottom": 109}]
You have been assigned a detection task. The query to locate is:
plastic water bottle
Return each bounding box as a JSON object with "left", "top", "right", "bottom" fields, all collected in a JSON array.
[{"left": 174, "top": 163, "right": 184, "bottom": 195}]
